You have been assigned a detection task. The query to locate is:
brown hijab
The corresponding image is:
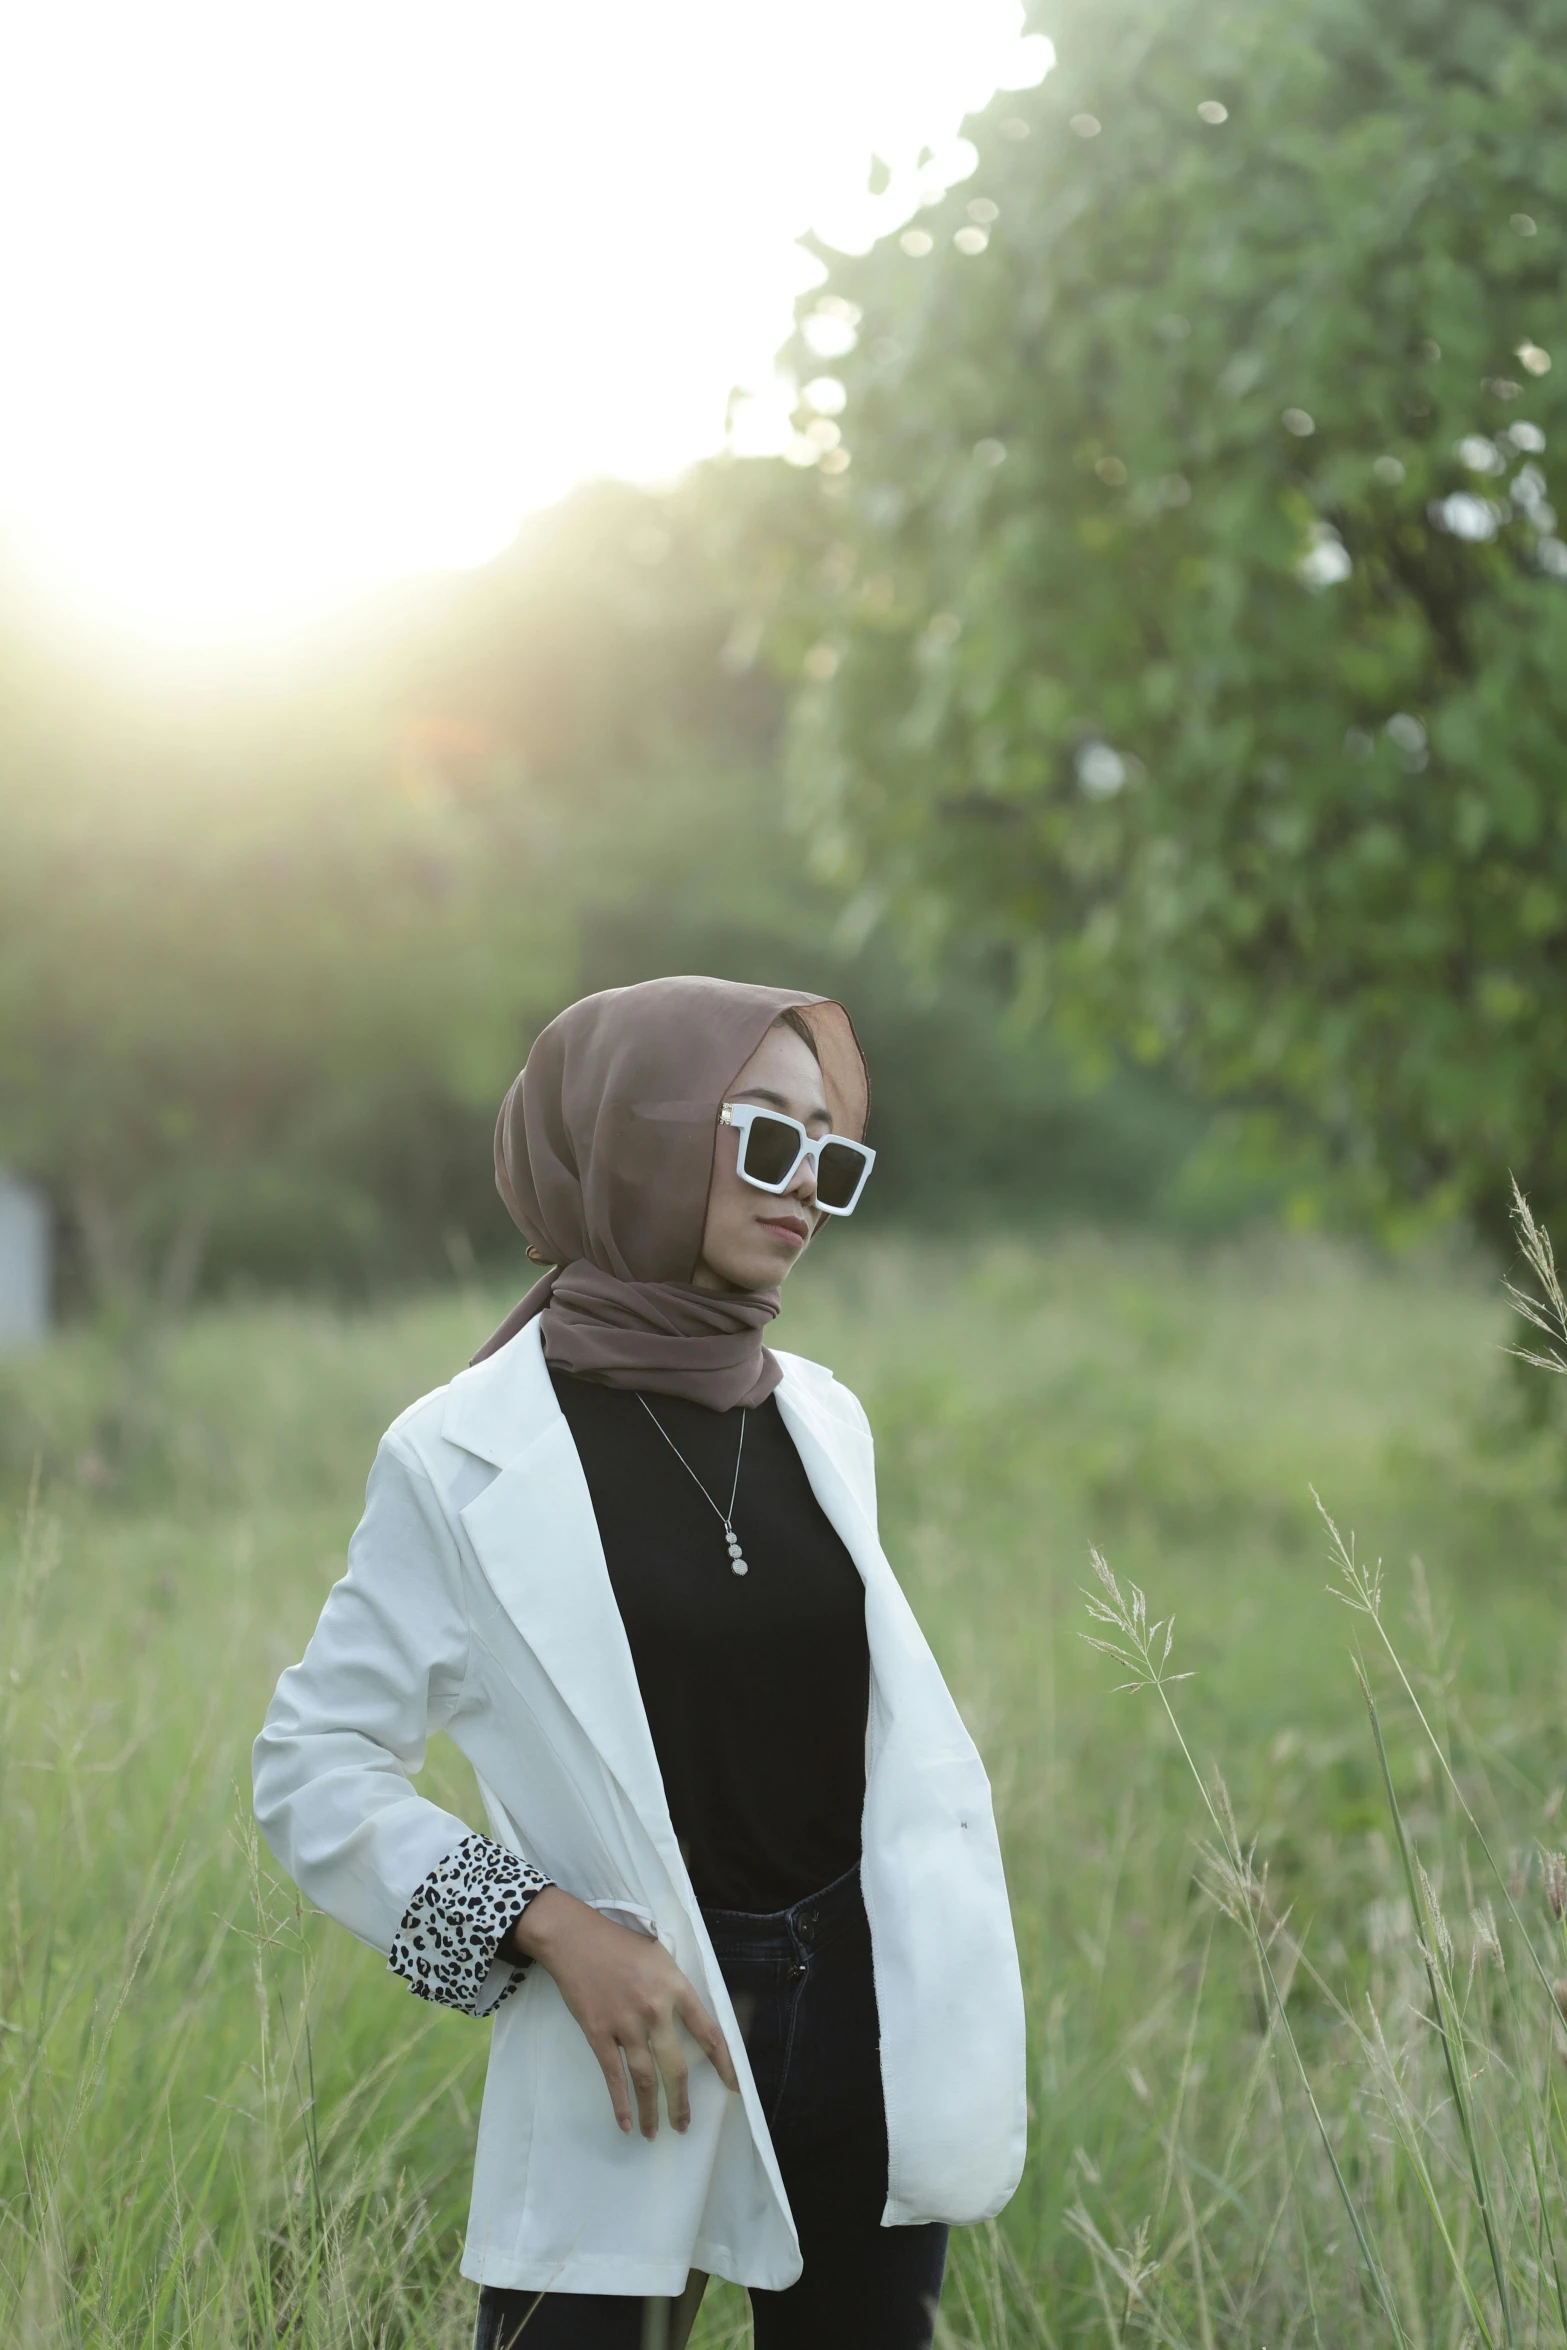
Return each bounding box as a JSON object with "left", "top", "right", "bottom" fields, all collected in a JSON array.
[{"left": 471, "top": 975, "right": 870, "bottom": 1411}]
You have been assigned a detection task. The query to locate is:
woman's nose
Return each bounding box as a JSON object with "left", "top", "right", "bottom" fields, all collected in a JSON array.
[{"left": 788, "top": 1152, "right": 818, "bottom": 1211}]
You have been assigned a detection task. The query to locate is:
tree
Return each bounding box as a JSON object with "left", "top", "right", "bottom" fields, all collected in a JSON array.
[
  {"left": 0, "top": 741, "right": 568, "bottom": 1312},
  {"left": 0, "top": 476, "right": 1216, "bottom": 1317},
  {"left": 763, "top": 0, "right": 1567, "bottom": 1239}
]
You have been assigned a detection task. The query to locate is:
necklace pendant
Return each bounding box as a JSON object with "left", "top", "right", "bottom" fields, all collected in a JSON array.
[{"left": 639, "top": 1396, "right": 751, "bottom": 1583}]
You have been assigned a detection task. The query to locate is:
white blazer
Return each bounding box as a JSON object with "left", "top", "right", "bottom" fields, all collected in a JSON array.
[{"left": 253, "top": 1320, "right": 1026, "bottom": 2297}]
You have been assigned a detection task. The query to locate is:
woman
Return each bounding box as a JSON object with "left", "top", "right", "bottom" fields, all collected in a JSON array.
[{"left": 253, "top": 975, "right": 1026, "bottom": 2350}]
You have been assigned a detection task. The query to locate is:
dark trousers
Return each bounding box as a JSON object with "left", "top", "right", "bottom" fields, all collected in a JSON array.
[{"left": 475, "top": 1863, "right": 948, "bottom": 2350}]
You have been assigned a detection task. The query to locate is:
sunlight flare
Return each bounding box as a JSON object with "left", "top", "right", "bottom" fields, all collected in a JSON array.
[{"left": 0, "top": 0, "right": 1048, "bottom": 641}]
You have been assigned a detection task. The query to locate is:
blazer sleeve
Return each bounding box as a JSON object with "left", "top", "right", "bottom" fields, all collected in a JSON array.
[{"left": 252, "top": 1430, "right": 549, "bottom": 2016}]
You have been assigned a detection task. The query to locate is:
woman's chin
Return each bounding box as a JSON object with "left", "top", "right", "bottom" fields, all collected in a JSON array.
[{"left": 702, "top": 1247, "right": 799, "bottom": 1292}]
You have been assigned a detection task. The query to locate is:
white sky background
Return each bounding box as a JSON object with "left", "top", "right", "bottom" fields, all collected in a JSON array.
[{"left": 0, "top": 1, "right": 1049, "bottom": 645}]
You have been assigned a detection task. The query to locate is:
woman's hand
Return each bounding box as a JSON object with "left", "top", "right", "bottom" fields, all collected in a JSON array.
[{"left": 508, "top": 1886, "right": 740, "bottom": 2139}]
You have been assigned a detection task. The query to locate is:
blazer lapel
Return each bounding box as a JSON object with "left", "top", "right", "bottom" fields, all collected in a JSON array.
[
  {"left": 772, "top": 1369, "right": 884, "bottom": 1590},
  {"left": 775, "top": 1369, "right": 955, "bottom": 1731},
  {"left": 443, "top": 1325, "right": 683, "bottom": 1872}
]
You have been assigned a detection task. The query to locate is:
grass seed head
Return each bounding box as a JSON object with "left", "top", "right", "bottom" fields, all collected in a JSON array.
[
  {"left": 1545, "top": 1850, "right": 1567, "bottom": 1921},
  {"left": 1469, "top": 1902, "right": 1502, "bottom": 1972},
  {"left": 1507, "top": 1179, "right": 1567, "bottom": 1373},
  {"left": 1316, "top": 1486, "right": 1385, "bottom": 1618},
  {"left": 1416, "top": 1856, "right": 1454, "bottom": 1972},
  {"left": 1080, "top": 1548, "right": 1193, "bottom": 1694}
]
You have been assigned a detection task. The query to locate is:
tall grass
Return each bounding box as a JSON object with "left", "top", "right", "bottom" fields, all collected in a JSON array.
[
  {"left": 1054, "top": 1195, "right": 1567, "bottom": 2348},
  {"left": 1078, "top": 1507, "right": 1567, "bottom": 2349},
  {"left": 4, "top": 1227, "right": 1567, "bottom": 2344}
]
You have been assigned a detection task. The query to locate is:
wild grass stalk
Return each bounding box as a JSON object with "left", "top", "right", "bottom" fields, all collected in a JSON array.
[
  {"left": 1357, "top": 1656, "right": 1513, "bottom": 2344},
  {"left": 1082, "top": 1356, "right": 1567, "bottom": 2350},
  {"left": 1506, "top": 1180, "right": 1567, "bottom": 1380},
  {"left": 1082, "top": 1554, "right": 1410, "bottom": 2344}
]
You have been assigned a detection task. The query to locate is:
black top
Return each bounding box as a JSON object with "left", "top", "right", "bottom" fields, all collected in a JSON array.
[{"left": 551, "top": 1370, "right": 871, "bottom": 1913}]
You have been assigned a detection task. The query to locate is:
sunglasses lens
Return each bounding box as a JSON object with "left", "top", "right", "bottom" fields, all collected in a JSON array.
[
  {"left": 740, "top": 1113, "right": 803, "bottom": 1187},
  {"left": 817, "top": 1141, "right": 870, "bottom": 1210}
]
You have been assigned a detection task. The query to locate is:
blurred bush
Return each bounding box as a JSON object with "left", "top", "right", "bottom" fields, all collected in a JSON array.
[{"left": 0, "top": 482, "right": 1243, "bottom": 1316}]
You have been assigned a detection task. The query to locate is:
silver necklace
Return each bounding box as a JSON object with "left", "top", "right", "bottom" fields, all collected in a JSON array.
[{"left": 637, "top": 1397, "right": 751, "bottom": 1576}]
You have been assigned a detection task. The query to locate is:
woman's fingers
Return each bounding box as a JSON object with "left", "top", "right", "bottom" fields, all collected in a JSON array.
[
  {"left": 623, "top": 2036, "right": 663, "bottom": 2139},
  {"left": 534, "top": 1893, "right": 742, "bottom": 2140},
  {"left": 605, "top": 1987, "right": 736, "bottom": 2143},
  {"left": 594, "top": 2038, "right": 635, "bottom": 2134},
  {"left": 648, "top": 2016, "right": 692, "bottom": 2132},
  {"left": 675, "top": 1983, "right": 740, "bottom": 2093}
]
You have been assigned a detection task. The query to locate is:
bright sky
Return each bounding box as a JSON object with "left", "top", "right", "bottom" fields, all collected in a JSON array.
[{"left": 0, "top": 2, "right": 1048, "bottom": 645}]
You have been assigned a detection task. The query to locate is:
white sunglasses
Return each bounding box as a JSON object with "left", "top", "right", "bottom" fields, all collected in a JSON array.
[{"left": 719, "top": 1101, "right": 876, "bottom": 1215}]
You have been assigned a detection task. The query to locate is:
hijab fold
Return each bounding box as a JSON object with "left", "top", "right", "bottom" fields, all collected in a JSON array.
[{"left": 471, "top": 976, "right": 869, "bottom": 1412}]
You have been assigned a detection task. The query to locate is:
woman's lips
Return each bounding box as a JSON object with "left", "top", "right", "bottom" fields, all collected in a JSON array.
[{"left": 758, "top": 1214, "right": 809, "bottom": 1249}]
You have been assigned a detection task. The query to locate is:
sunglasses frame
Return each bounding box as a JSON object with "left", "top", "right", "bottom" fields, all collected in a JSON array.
[{"left": 719, "top": 1101, "right": 876, "bottom": 1216}]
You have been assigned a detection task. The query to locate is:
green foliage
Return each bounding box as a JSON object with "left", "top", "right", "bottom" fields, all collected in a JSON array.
[
  {"left": 0, "top": 728, "right": 564, "bottom": 1309},
  {"left": 0, "top": 482, "right": 1228, "bottom": 1314},
  {"left": 5, "top": 1235, "right": 1567, "bottom": 2343},
  {"left": 764, "top": 0, "right": 1567, "bottom": 1244}
]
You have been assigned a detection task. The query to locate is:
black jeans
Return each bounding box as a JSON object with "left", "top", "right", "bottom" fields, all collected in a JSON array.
[{"left": 475, "top": 1863, "right": 948, "bottom": 2350}]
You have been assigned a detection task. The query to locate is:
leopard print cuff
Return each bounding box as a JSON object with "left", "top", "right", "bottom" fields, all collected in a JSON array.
[{"left": 389, "top": 1833, "right": 552, "bottom": 2015}]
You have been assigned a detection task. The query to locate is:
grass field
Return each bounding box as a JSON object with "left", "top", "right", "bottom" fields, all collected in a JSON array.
[{"left": 6, "top": 1229, "right": 1567, "bottom": 2346}]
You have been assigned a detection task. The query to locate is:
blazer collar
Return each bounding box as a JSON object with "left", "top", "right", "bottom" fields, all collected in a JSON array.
[
  {"left": 440, "top": 1314, "right": 560, "bottom": 1468},
  {"left": 439, "top": 1318, "right": 851, "bottom": 1470}
]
